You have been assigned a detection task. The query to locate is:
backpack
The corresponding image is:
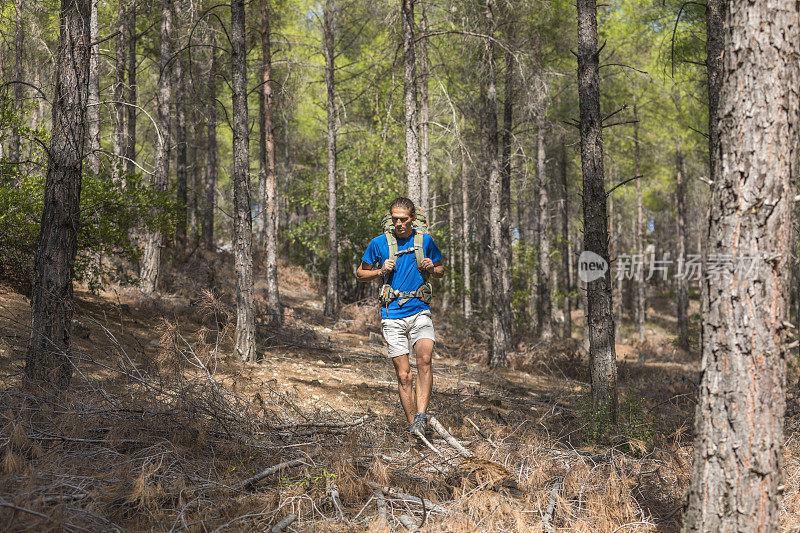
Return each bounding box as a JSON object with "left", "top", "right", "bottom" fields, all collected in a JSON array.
[{"left": 377, "top": 209, "right": 433, "bottom": 307}]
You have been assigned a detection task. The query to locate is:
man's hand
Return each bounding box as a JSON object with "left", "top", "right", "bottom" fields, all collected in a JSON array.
[
  {"left": 380, "top": 259, "right": 396, "bottom": 275},
  {"left": 419, "top": 258, "right": 435, "bottom": 273}
]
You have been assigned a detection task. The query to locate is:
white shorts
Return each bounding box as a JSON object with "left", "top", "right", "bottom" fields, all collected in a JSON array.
[{"left": 381, "top": 310, "right": 436, "bottom": 359}]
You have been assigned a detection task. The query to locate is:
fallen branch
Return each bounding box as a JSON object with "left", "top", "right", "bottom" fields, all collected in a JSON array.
[
  {"left": 399, "top": 514, "right": 420, "bottom": 531},
  {"left": 272, "top": 414, "right": 369, "bottom": 431},
  {"left": 270, "top": 513, "right": 296, "bottom": 533},
  {"left": 237, "top": 458, "right": 305, "bottom": 490},
  {"left": 330, "top": 479, "right": 345, "bottom": 521},
  {"left": 365, "top": 481, "right": 447, "bottom": 514},
  {"left": 543, "top": 476, "right": 564, "bottom": 533},
  {"left": 465, "top": 417, "right": 499, "bottom": 448},
  {"left": 374, "top": 489, "right": 387, "bottom": 521},
  {"left": 429, "top": 416, "right": 472, "bottom": 457}
]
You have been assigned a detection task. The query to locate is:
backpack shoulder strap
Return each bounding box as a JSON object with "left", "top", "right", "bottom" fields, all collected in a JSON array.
[
  {"left": 385, "top": 232, "right": 398, "bottom": 262},
  {"left": 414, "top": 232, "right": 429, "bottom": 281}
]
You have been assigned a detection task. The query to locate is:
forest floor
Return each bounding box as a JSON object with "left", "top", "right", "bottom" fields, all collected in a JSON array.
[{"left": 1, "top": 253, "right": 800, "bottom": 532}]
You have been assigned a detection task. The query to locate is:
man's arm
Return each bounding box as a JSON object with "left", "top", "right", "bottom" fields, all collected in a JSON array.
[
  {"left": 419, "top": 258, "right": 444, "bottom": 279},
  {"left": 356, "top": 260, "right": 394, "bottom": 282}
]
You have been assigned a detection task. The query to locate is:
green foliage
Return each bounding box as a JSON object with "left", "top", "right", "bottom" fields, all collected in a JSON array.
[{"left": 0, "top": 95, "right": 176, "bottom": 291}]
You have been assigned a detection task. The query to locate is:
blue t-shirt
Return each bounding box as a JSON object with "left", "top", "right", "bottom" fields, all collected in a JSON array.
[{"left": 361, "top": 231, "right": 443, "bottom": 319}]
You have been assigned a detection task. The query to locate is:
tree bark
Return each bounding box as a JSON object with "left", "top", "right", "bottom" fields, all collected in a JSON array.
[
  {"left": 633, "top": 101, "right": 645, "bottom": 345},
  {"left": 202, "top": 49, "right": 217, "bottom": 252},
  {"left": 139, "top": 0, "right": 173, "bottom": 294},
  {"left": 10, "top": 0, "right": 25, "bottom": 165},
  {"left": 87, "top": 0, "right": 100, "bottom": 175},
  {"left": 485, "top": 0, "right": 511, "bottom": 368},
  {"left": 401, "top": 0, "right": 420, "bottom": 205},
  {"left": 675, "top": 146, "right": 689, "bottom": 349},
  {"left": 125, "top": 0, "right": 136, "bottom": 176},
  {"left": 500, "top": 36, "right": 513, "bottom": 318},
  {"left": 230, "top": 0, "right": 256, "bottom": 362},
  {"left": 576, "top": 0, "right": 617, "bottom": 425},
  {"left": 323, "top": 0, "right": 339, "bottom": 318},
  {"left": 536, "top": 111, "right": 553, "bottom": 340},
  {"left": 418, "top": 2, "right": 430, "bottom": 213},
  {"left": 112, "top": 0, "right": 126, "bottom": 179},
  {"left": 175, "top": 50, "right": 188, "bottom": 251},
  {"left": 683, "top": 1, "right": 799, "bottom": 530},
  {"left": 706, "top": 0, "right": 725, "bottom": 187},
  {"left": 26, "top": 0, "right": 91, "bottom": 389},
  {"left": 261, "top": 0, "right": 282, "bottom": 323},
  {"left": 460, "top": 113, "right": 472, "bottom": 319},
  {"left": 560, "top": 142, "right": 572, "bottom": 338}
]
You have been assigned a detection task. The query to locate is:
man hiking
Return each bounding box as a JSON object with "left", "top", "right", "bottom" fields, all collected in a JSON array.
[{"left": 356, "top": 197, "right": 444, "bottom": 437}]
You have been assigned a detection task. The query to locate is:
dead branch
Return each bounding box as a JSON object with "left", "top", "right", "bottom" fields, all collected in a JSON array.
[
  {"left": 429, "top": 416, "right": 472, "bottom": 457},
  {"left": 237, "top": 458, "right": 305, "bottom": 490},
  {"left": 270, "top": 513, "right": 297, "bottom": 533},
  {"left": 543, "top": 476, "right": 565, "bottom": 533},
  {"left": 399, "top": 514, "right": 420, "bottom": 531},
  {"left": 365, "top": 481, "right": 448, "bottom": 515}
]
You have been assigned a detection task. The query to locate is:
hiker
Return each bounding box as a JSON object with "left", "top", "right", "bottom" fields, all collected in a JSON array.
[{"left": 356, "top": 197, "right": 444, "bottom": 437}]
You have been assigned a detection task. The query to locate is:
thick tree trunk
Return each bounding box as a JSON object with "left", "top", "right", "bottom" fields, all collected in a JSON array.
[
  {"left": 261, "top": 0, "right": 282, "bottom": 323},
  {"left": 125, "top": 0, "right": 136, "bottom": 176},
  {"left": 202, "top": 49, "right": 217, "bottom": 252},
  {"left": 175, "top": 53, "right": 188, "bottom": 251},
  {"left": 675, "top": 146, "right": 689, "bottom": 348},
  {"left": 26, "top": 0, "right": 91, "bottom": 389},
  {"left": 536, "top": 112, "right": 553, "bottom": 340},
  {"left": 560, "top": 142, "right": 572, "bottom": 338},
  {"left": 485, "top": 0, "right": 511, "bottom": 368},
  {"left": 633, "top": 101, "right": 645, "bottom": 344},
  {"left": 401, "top": 0, "right": 420, "bottom": 205},
  {"left": 577, "top": 0, "right": 617, "bottom": 425},
  {"left": 140, "top": 0, "right": 173, "bottom": 294},
  {"left": 706, "top": 0, "right": 725, "bottom": 187},
  {"left": 112, "top": 0, "right": 126, "bottom": 179},
  {"left": 418, "top": 2, "right": 430, "bottom": 213},
  {"left": 460, "top": 114, "right": 472, "bottom": 319},
  {"left": 323, "top": 0, "right": 339, "bottom": 318},
  {"left": 87, "top": 0, "right": 100, "bottom": 175},
  {"left": 231, "top": 0, "right": 256, "bottom": 362},
  {"left": 683, "top": 1, "right": 799, "bottom": 529}
]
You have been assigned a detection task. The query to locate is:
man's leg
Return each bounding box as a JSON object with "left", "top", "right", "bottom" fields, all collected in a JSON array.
[
  {"left": 391, "top": 353, "right": 416, "bottom": 424},
  {"left": 413, "top": 339, "right": 434, "bottom": 414}
]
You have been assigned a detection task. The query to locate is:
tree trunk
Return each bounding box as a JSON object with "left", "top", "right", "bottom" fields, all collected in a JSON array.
[
  {"left": 261, "top": 0, "right": 282, "bottom": 323},
  {"left": 87, "top": 0, "right": 100, "bottom": 175},
  {"left": 231, "top": 0, "right": 256, "bottom": 362},
  {"left": 633, "top": 101, "right": 645, "bottom": 345},
  {"left": 418, "top": 2, "right": 430, "bottom": 213},
  {"left": 536, "top": 111, "right": 553, "bottom": 340},
  {"left": 485, "top": 0, "right": 511, "bottom": 368},
  {"left": 500, "top": 36, "right": 514, "bottom": 319},
  {"left": 112, "top": 0, "right": 126, "bottom": 179},
  {"left": 560, "top": 142, "right": 572, "bottom": 338},
  {"left": 683, "top": 1, "right": 799, "bottom": 529},
  {"left": 706, "top": 0, "right": 725, "bottom": 187},
  {"left": 202, "top": 49, "right": 217, "bottom": 252},
  {"left": 577, "top": 0, "right": 617, "bottom": 425},
  {"left": 125, "top": 0, "right": 136, "bottom": 176},
  {"left": 401, "top": 0, "right": 420, "bottom": 205},
  {"left": 26, "top": 0, "right": 91, "bottom": 389},
  {"left": 460, "top": 114, "right": 472, "bottom": 319},
  {"left": 675, "top": 146, "right": 689, "bottom": 349},
  {"left": 140, "top": 0, "right": 173, "bottom": 294},
  {"left": 10, "top": 0, "right": 24, "bottom": 165},
  {"left": 323, "top": 0, "right": 339, "bottom": 318},
  {"left": 175, "top": 52, "right": 188, "bottom": 251}
]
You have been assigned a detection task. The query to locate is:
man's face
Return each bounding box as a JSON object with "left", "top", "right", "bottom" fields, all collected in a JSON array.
[{"left": 391, "top": 207, "right": 414, "bottom": 239}]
